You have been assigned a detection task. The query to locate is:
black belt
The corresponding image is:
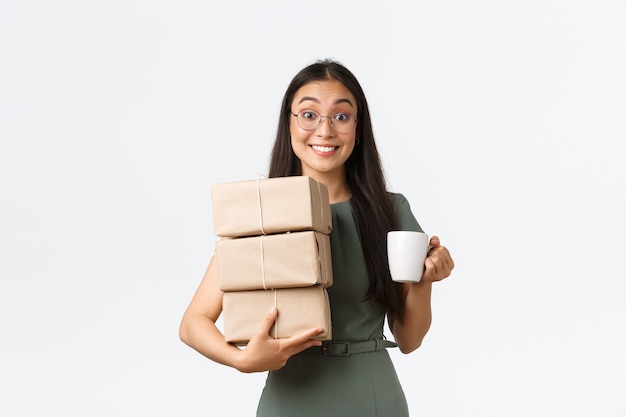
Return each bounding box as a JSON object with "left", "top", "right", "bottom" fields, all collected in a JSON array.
[{"left": 315, "top": 339, "right": 399, "bottom": 357}]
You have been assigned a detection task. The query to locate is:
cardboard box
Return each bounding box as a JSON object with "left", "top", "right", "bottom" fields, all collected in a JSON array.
[
  {"left": 216, "top": 231, "right": 333, "bottom": 291},
  {"left": 222, "top": 286, "right": 332, "bottom": 345},
  {"left": 212, "top": 176, "right": 332, "bottom": 237}
]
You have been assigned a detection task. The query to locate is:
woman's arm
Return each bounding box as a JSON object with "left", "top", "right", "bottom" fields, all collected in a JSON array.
[
  {"left": 179, "top": 255, "right": 324, "bottom": 373},
  {"left": 390, "top": 236, "right": 454, "bottom": 354}
]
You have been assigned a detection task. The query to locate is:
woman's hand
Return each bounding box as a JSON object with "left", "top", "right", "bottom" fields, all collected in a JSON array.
[
  {"left": 390, "top": 235, "right": 454, "bottom": 353},
  {"left": 421, "top": 235, "right": 454, "bottom": 283},
  {"left": 237, "top": 308, "right": 323, "bottom": 373}
]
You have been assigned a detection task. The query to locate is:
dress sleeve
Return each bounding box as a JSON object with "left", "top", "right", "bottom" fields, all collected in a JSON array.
[{"left": 392, "top": 193, "right": 424, "bottom": 233}]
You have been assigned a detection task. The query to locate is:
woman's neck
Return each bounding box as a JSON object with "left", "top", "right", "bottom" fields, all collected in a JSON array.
[
  {"left": 327, "top": 185, "right": 351, "bottom": 204},
  {"left": 303, "top": 172, "right": 351, "bottom": 204}
]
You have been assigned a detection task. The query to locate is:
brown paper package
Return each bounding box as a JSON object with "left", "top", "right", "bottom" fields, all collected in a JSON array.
[
  {"left": 222, "top": 286, "right": 332, "bottom": 345},
  {"left": 216, "top": 231, "right": 333, "bottom": 291},
  {"left": 212, "top": 176, "right": 332, "bottom": 238}
]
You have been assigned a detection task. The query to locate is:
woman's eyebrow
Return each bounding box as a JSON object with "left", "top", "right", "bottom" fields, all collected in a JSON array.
[
  {"left": 297, "top": 96, "right": 320, "bottom": 105},
  {"left": 334, "top": 98, "right": 354, "bottom": 107},
  {"left": 297, "top": 96, "right": 354, "bottom": 107}
]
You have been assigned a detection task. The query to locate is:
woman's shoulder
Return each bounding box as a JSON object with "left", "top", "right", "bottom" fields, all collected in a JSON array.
[
  {"left": 387, "top": 192, "right": 411, "bottom": 209},
  {"left": 387, "top": 192, "right": 422, "bottom": 231}
]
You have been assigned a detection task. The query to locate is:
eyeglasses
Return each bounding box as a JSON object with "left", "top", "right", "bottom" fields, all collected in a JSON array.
[{"left": 291, "top": 110, "right": 357, "bottom": 134}]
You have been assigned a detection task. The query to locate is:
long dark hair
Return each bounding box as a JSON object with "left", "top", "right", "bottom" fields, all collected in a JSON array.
[{"left": 268, "top": 59, "right": 406, "bottom": 322}]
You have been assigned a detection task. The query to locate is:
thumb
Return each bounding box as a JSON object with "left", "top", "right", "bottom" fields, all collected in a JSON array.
[
  {"left": 429, "top": 235, "right": 440, "bottom": 247},
  {"left": 257, "top": 307, "right": 278, "bottom": 337}
]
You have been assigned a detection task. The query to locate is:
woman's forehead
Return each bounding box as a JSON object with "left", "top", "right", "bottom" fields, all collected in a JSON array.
[{"left": 293, "top": 80, "right": 356, "bottom": 107}]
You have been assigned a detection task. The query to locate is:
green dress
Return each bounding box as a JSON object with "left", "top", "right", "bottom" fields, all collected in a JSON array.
[{"left": 256, "top": 193, "right": 422, "bottom": 417}]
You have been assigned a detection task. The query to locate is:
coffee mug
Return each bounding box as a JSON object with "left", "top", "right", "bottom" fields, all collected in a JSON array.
[{"left": 387, "top": 231, "right": 430, "bottom": 283}]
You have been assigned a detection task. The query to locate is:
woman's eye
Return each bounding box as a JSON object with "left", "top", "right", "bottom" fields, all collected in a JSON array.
[
  {"left": 302, "top": 111, "right": 318, "bottom": 120},
  {"left": 334, "top": 113, "right": 351, "bottom": 122}
]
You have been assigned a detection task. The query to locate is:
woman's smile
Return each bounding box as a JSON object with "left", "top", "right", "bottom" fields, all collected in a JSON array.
[{"left": 310, "top": 144, "right": 339, "bottom": 155}]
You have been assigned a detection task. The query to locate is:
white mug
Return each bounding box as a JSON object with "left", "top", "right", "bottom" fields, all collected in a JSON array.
[{"left": 387, "top": 231, "right": 430, "bottom": 283}]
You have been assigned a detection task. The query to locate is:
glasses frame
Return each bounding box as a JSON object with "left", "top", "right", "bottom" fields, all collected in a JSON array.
[{"left": 290, "top": 110, "right": 357, "bottom": 134}]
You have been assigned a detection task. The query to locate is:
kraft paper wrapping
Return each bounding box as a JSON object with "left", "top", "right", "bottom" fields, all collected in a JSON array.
[
  {"left": 216, "top": 231, "right": 333, "bottom": 291},
  {"left": 212, "top": 176, "right": 332, "bottom": 238},
  {"left": 223, "top": 286, "right": 332, "bottom": 345}
]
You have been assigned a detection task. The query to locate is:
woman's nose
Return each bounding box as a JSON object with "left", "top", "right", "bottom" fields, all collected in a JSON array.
[{"left": 315, "top": 116, "right": 334, "bottom": 135}]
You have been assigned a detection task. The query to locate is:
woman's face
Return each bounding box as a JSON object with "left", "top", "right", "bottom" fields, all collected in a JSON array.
[{"left": 289, "top": 79, "right": 358, "bottom": 181}]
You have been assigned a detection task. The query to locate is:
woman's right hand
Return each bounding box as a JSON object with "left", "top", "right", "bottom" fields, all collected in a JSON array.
[{"left": 236, "top": 307, "right": 324, "bottom": 373}]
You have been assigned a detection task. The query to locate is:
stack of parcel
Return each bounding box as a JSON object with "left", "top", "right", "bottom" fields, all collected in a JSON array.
[{"left": 212, "top": 176, "right": 333, "bottom": 345}]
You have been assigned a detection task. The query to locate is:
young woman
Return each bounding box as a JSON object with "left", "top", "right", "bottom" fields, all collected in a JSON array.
[{"left": 179, "top": 59, "right": 454, "bottom": 416}]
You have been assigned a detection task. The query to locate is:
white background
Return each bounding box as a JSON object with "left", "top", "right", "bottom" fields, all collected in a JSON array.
[{"left": 2, "top": 1, "right": 625, "bottom": 416}]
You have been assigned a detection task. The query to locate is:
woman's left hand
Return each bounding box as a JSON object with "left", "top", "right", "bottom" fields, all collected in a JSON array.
[{"left": 421, "top": 235, "right": 454, "bottom": 283}]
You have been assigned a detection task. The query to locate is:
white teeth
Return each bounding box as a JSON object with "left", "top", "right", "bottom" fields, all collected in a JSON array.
[{"left": 312, "top": 145, "right": 336, "bottom": 153}]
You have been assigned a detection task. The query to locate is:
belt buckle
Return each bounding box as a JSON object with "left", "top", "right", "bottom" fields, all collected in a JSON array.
[{"left": 322, "top": 341, "right": 351, "bottom": 357}]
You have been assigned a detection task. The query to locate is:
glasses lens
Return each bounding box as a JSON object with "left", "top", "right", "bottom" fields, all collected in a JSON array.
[
  {"left": 331, "top": 113, "right": 354, "bottom": 134},
  {"left": 297, "top": 110, "right": 320, "bottom": 130}
]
